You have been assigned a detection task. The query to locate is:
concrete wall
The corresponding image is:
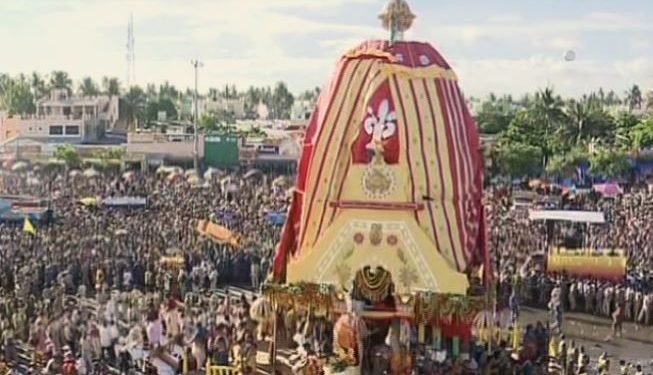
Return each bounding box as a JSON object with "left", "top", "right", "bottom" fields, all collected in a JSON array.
[{"left": 126, "top": 136, "right": 205, "bottom": 159}]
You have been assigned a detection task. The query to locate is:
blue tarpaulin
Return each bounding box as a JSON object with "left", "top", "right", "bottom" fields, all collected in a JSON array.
[{"left": 267, "top": 212, "right": 287, "bottom": 226}]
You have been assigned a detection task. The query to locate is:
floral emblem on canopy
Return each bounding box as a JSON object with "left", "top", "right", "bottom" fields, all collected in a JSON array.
[{"left": 364, "top": 99, "right": 397, "bottom": 155}]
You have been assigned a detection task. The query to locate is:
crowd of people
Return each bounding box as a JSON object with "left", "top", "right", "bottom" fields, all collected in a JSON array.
[
  {"left": 0, "top": 165, "right": 287, "bottom": 374},
  {"left": 0, "top": 163, "right": 652, "bottom": 374}
]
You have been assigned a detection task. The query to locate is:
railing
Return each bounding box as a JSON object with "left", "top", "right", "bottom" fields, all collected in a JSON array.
[{"left": 204, "top": 360, "right": 237, "bottom": 375}]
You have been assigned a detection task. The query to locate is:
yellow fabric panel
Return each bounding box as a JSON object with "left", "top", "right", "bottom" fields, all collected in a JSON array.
[
  {"left": 391, "top": 77, "right": 438, "bottom": 244},
  {"left": 323, "top": 61, "right": 389, "bottom": 228},
  {"left": 425, "top": 78, "right": 467, "bottom": 271},
  {"left": 344, "top": 48, "right": 397, "bottom": 62},
  {"left": 299, "top": 60, "right": 362, "bottom": 249},
  {"left": 413, "top": 78, "right": 464, "bottom": 271},
  {"left": 379, "top": 64, "right": 458, "bottom": 81},
  {"left": 301, "top": 59, "right": 376, "bottom": 250},
  {"left": 286, "top": 209, "right": 469, "bottom": 295}
]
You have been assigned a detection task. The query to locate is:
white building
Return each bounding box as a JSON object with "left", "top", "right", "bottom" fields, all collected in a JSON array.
[
  {"left": 0, "top": 89, "right": 119, "bottom": 144},
  {"left": 201, "top": 97, "right": 246, "bottom": 119}
]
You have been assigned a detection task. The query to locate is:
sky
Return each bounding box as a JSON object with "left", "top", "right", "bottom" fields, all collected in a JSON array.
[{"left": 1, "top": 0, "right": 652, "bottom": 98}]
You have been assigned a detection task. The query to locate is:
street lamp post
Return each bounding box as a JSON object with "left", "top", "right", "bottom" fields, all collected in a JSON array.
[{"left": 191, "top": 59, "right": 203, "bottom": 175}]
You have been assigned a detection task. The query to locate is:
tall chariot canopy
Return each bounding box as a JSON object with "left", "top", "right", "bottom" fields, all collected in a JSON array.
[{"left": 273, "top": 0, "right": 487, "bottom": 296}]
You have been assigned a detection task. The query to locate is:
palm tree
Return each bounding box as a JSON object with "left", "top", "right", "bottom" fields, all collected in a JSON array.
[
  {"left": 30, "top": 72, "right": 47, "bottom": 100},
  {"left": 77, "top": 77, "right": 100, "bottom": 96},
  {"left": 646, "top": 90, "right": 653, "bottom": 113},
  {"left": 49, "top": 71, "right": 72, "bottom": 93},
  {"left": 145, "top": 83, "right": 158, "bottom": 100},
  {"left": 122, "top": 86, "right": 147, "bottom": 130},
  {"left": 532, "top": 88, "right": 567, "bottom": 165},
  {"left": 159, "top": 81, "right": 179, "bottom": 100},
  {"left": 625, "top": 84, "right": 643, "bottom": 111},
  {"left": 101, "top": 77, "right": 121, "bottom": 96}
]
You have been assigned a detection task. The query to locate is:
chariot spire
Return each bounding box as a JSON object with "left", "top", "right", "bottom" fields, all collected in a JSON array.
[{"left": 379, "top": 0, "right": 416, "bottom": 43}]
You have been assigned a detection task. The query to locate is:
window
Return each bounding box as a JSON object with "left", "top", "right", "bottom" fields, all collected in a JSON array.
[
  {"left": 49, "top": 126, "right": 63, "bottom": 135},
  {"left": 65, "top": 126, "right": 80, "bottom": 135}
]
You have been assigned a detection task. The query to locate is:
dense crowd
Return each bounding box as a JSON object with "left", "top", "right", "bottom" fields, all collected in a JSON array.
[
  {"left": 0, "top": 165, "right": 652, "bottom": 374},
  {"left": 0, "top": 166, "right": 286, "bottom": 374}
]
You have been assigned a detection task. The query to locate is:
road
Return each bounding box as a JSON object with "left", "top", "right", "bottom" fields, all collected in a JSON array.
[{"left": 520, "top": 306, "right": 653, "bottom": 374}]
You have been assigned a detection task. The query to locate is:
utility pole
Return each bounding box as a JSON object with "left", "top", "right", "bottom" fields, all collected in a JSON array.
[{"left": 190, "top": 59, "right": 203, "bottom": 175}]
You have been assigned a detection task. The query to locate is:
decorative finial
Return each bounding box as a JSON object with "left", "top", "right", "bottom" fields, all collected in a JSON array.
[{"left": 379, "top": 0, "right": 416, "bottom": 44}]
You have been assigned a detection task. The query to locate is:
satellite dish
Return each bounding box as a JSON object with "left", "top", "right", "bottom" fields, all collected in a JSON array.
[{"left": 564, "top": 50, "right": 576, "bottom": 62}]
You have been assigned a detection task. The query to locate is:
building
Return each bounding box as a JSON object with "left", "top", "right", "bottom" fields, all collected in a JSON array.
[
  {"left": 201, "top": 97, "right": 246, "bottom": 119},
  {"left": 291, "top": 99, "right": 314, "bottom": 120},
  {"left": 126, "top": 130, "right": 204, "bottom": 165},
  {"left": 0, "top": 89, "right": 119, "bottom": 144}
]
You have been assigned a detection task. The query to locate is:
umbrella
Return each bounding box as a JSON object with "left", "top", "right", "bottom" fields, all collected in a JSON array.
[
  {"left": 250, "top": 298, "right": 273, "bottom": 322},
  {"left": 83, "top": 168, "right": 100, "bottom": 178},
  {"left": 203, "top": 167, "right": 223, "bottom": 181},
  {"left": 593, "top": 183, "right": 623, "bottom": 197},
  {"left": 272, "top": 176, "right": 288, "bottom": 187},
  {"left": 79, "top": 197, "right": 100, "bottom": 207},
  {"left": 185, "top": 169, "right": 197, "bottom": 177},
  {"left": 167, "top": 172, "right": 183, "bottom": 182},
  {"left": 122, "top": 171, "right": 136, "bottom": 181},
  {"left": 69, "top": 170, "right": 81, "bottom": 177},
  {"left": 115, "top": 229, "right": 128, "bottom": 235},
  {"left": 244, "top": 169, "right": 260, "bottom": 179},
  {"left": 187, "top": 175, "right": 200, "bottom": 185},
  {"left": 11, "top": 161, "right": 28, "bottom": 172}
]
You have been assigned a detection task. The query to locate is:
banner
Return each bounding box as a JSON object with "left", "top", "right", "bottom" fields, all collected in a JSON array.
[
  {"left": 547, "top": 248, "right": 626, "bottom": 279},
  {"left": 197, "top": 219, "right": 240, "bottom": 247}
]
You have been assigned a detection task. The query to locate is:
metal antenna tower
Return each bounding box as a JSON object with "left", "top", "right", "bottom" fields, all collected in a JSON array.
[{"left": 126, "top": 13, "right": 135, "bottom": 87}]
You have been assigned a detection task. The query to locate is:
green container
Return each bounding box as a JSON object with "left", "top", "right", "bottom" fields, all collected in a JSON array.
[{"left": 204, "top": 134, "right": 239, "bottom": 167}]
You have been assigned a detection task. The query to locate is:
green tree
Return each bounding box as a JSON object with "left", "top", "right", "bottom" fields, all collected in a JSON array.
[
  {"left": 199, "top": 112, "right": 220, "bottom": 133},
  {"left": 614, "top": 111, "right": 641, "bottom": 149},
  {"left": 30, "top": 72, "right": 47, "bottom": 100},
  {"left": 78, "top": 77, "right": 100, "bottom": 96},
  {"left": 101, "top": 77, "right": 121, "bottom": 96},
  {"left": 564, "top": 99, "right": 615, "bottom": 145},
  {"left": 54, "top": 144, "right": 81, "bottom": 167},
  {"left": 271, "top": 81, "right": 294, "bottom": 119},
  {"left": 589, "top": 148, "right": 631, "bottom": 178},
  {"left": 122, "top": 86, "right": 147, "bottom": 130},
  {"left": 545, "top": 146, "right": 589, "bottom": 177},
  {"left": 159, "top": 81, "right": 179, "bottom": 100},
  {"left": 629, "top": 116, "right": 653, "bottom": 150},
  {"left": 2, "top": 79, "right": 35, "bottom": 115},
  {"left": 145, "top": 97, "right": 178, "bottom": 122},
  {"left": 625, "top": 84, "right": 643, "bottom": 112},
  {"left": 494, "top": 142, "right": 543, "bottom": 177},
  {"left": 49, "top": 70, "right": 72, "bottom": 93},
  {"left": 475, "top": 94, "right": 516, "bottom": 134}
]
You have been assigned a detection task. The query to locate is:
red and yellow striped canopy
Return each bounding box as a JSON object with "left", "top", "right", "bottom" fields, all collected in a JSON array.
[{"left": 274, "top": 40, "right": 486, "bottom": 294}]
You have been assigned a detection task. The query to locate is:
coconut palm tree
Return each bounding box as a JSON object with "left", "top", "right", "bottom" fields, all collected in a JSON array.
[
  {"left": 78, "top": 77, "right": 100, "bottom": 96},
  {"left": 122, "top": 86, "right": 147, "bottom": 130},
  {"left": 30, "top": 72, "right": 47, "bottom": 100},
  {"left": 625, "top": 84, "right": 643, "bottom": 111},
  {"left": 101, "top": 77, "right": 121, "bottom": 96},
  {"left": 49, "top": 70, "right": 72, "bottom": 93}
]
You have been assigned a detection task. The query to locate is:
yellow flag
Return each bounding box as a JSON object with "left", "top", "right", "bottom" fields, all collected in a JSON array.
[{"left": 23, "top": 217, "right": 36, "bottom": 235}]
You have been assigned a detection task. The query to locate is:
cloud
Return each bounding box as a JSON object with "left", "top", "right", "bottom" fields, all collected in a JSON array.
[{"left": 451, "top": 56, "right": 653, "bottom": 98}]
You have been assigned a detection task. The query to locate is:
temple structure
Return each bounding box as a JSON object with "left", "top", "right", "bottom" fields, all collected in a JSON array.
[{"left": 268, "top": 1, "right": 488, "bottom": 372}]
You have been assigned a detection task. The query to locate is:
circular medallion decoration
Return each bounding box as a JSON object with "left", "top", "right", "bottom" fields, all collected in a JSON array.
[
  {"left": 419, "top": 55, "right": 431, "bottom": 66},
  {"left": 387, "top": 235, "right": 398, "bottom": 246},
  {"left": 353, "top": 232, "right": 364, "bottom": 244},
  {"left": 362, "top": 164, "right": 397, "bottom": 199}
]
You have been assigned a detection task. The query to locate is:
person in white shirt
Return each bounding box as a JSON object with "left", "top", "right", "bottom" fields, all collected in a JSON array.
[
  {"left": 98, "top": 321, "right": 112, "bottom": 362},
  {"left": 146, "top": 318, "right": 163, "bottom": 348}
]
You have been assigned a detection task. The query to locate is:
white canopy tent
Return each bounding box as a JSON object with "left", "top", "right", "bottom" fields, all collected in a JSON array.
[{"left": 528, "top": 210, "right": 605, "bottom": 224}]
